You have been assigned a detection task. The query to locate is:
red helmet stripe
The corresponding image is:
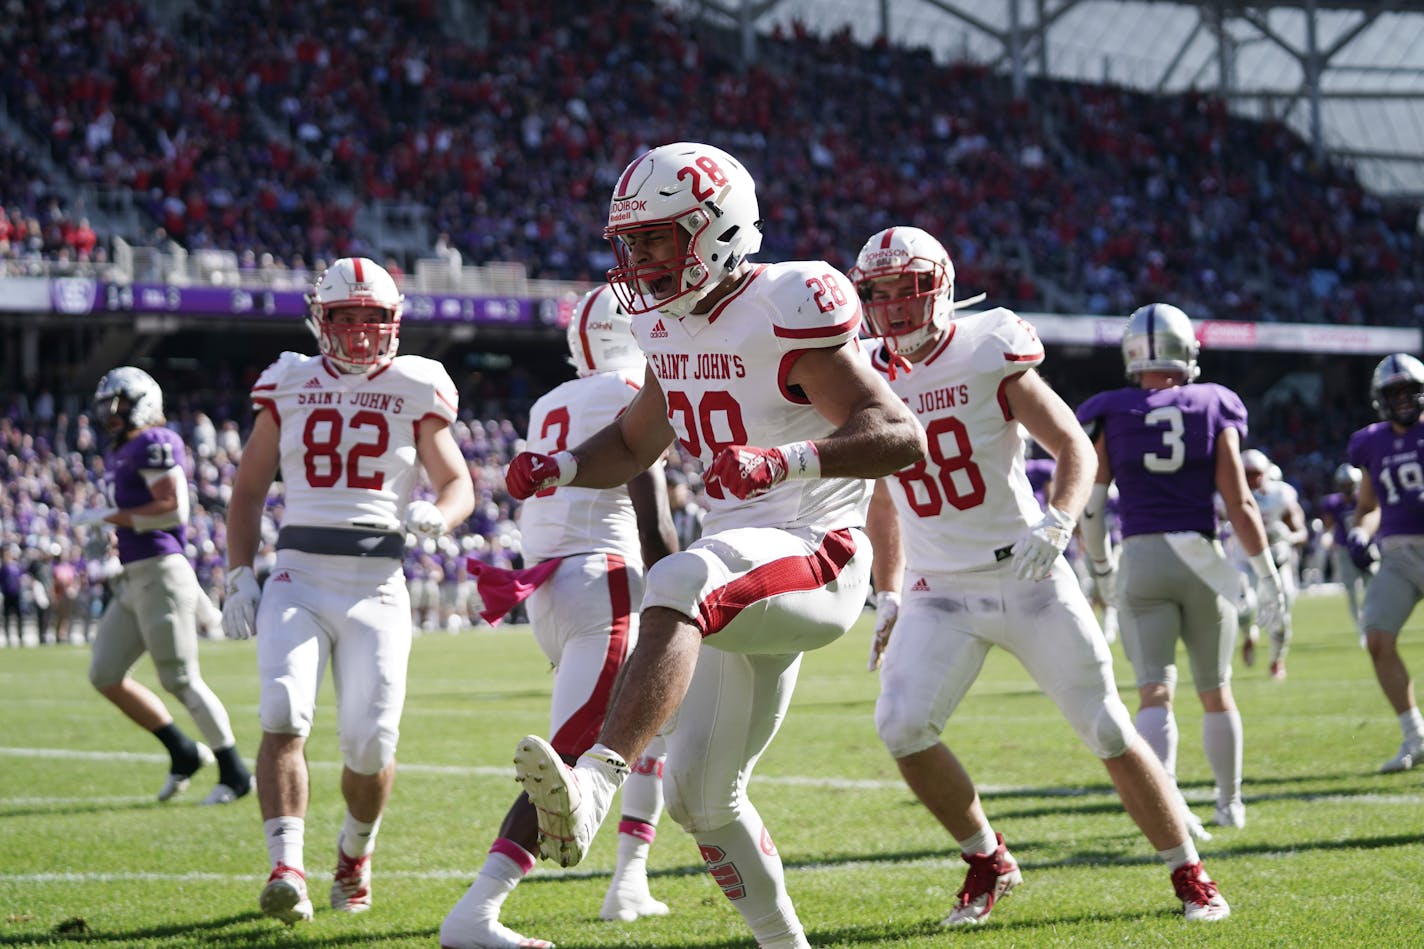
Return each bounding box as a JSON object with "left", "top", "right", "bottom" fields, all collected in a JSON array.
[
  {"left": 615, "top": 152, "right": 650, "bottom": 200},
  {"left": 879, "top": 228, "right": 896, "bottom": 250},
  {"left": 351, "top": 258, "right": 365, "bottom": 282},
  {"left": 578, "top": 285, "right": 604, "bottom": 369}
]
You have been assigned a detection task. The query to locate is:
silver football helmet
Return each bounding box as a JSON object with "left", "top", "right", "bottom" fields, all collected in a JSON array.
[
  {"left": 567, "top": 285, "right": 643, "bottom": 376},
  {"left": 1333, "top": 463, "right": 1361, "bottom": 492},
  {"left": 1121, "top": 303, "right": 1200, "bottom": 382},
  {"left": 850, "top": 226, "right": 956, "bottom": 357},
  {"left": 94, "top": 366, "right": 164, "bottom": 433},
  {"left": 305, "top": 257, "right": 403, "bottom": 373},
  {"left": 1370, "top": 352, "right": 1424, "bottom": 427},
  {"left": 605, "top": 142, "right": 763, "bottom": 318}
]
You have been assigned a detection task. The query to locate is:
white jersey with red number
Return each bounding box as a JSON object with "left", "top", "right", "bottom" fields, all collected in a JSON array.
[
  {"left": 250, "top": 352, "right": 458, "bottom": 530},
  {"left": 520, "top": 367, "right": 648, "bottom": 562},
  {"left": 633, "top": 261, "right": 869, "bottom": 534},
  {"left": 871, "top": 307, "right": 1046, "bottom": 571}
]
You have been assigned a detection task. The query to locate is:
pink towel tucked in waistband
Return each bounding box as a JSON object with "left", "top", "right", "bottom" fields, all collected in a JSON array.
[{"left": 465, "top": 556, "right": 563, "bottom": 625}]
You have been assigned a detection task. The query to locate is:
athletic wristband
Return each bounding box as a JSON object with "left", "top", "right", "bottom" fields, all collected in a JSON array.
[
  {"left": 775, "top": 441, "right": 821, "bottom": 480},
  {"left": 1248, "top": 550, "right": 1281, "bottom": 582},
  {"left": 552, "top": 450, "right": 579, "bottom": 486}
]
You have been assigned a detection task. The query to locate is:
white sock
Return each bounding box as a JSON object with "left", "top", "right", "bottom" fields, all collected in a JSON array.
[
  {"left": 620, "top": 748, "right": 666, "bottom": 824},
  {"left": 956, "top": 825, "right": 998, "bottom": 858},
  {"left": 1401, "top": 708, "right": 1424, "bottom": 743},
  {"left": 340, "top": 811, "right": 382, "bottom": 858},
  {"left": 440, "top": 844, "right": 549, "bottom": 949},
  {"left": 694, "top": 804, "right": 801, "bottom": 947},
  {"left": 1202, "top": 711, "right": 1243, "bottom": 806},
  {"left": 1157, "top": 839, "right": 1201, "bottom": 872},
  {"left": 1135, "top": 705, "right": 1178, "bottom": 778},
  {"left": 611, "top": 821, "right": 655, "bottom": 890},
  {"left": 264, "top": 816, "right": 305, "bottom": 871}
]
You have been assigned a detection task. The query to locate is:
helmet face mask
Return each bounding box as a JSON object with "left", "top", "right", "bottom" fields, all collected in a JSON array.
[
  {"left": 850, "top": 227, "right": 955, "bottom": 357},
  {"left": 567, "top": 285, "right": 644, "bottom": 377},
  {"left": 305, "top": 257, "right": 403, "bottom": 373},
  {"left": 1121, "top": 303, "right": 1200, "bottom": 383},
  {"left": 605, "top": 142, "right": 762, "bottom": 319},
  {"left": 94, "top": 366, "right": 164, "bottom": 434},
  {"left": 1371, "top": 353, "right": 1424, "bottom": 427}
]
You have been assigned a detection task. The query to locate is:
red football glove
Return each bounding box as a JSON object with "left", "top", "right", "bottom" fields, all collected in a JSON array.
[
  {"left": 505, "top": 451, "right": 571, "bottom": 500},
  {"left": 706, "top": 445, "right": 791, "bottom": 500}
]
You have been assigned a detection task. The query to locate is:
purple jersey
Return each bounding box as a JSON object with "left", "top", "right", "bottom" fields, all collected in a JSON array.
[
  {"left": 105, "top": 427, "right": 189, "bottom": 564},
  {"left": 1318, "top": 492, "right": 1354, "bottom": 543},
  {"left": 1025, "top": 457, "right": 1055, "bottom": 510},
  {"left": 1077, "top": 383, "right": 1247, "bottom": 539},
  {"left": 1348, "top": 421, "right": 1424, "bottom": 538}
]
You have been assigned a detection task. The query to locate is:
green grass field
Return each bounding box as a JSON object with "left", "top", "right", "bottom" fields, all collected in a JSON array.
[{"left": 3, "top": 589, "right": 1423, "bottom": 947}]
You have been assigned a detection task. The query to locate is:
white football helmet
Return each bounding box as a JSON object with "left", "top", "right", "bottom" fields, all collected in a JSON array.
[
  {"left": 605, "top": 142, "right": 763, "bottom": 318},
  {"left": 94, "top": 366, "right": 164, "bottom": 433},
  {"left": 850, "top": 226, "right": 956, "bottom": 357},
  {"left": 1241, "top": 449, "right": 1270, "bottom": 476},
  {"left": 1370, "top": 352, "right": 1424, "bottom": 427},
  {"left": 1121, "top": 303, "right": 1200, "bottom": 382},
  {"left": 305, "top": 257, "right": 403, "bottom": 373},
  {"left": 567, "top": 285, "right": 643, "bottom": 377}
]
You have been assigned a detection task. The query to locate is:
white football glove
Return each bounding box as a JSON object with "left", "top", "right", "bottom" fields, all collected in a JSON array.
[
  {"left": 405, "top": 499, "right": 446, "bottom": 539},
  {"left": 1249, "top": 551, "right": 1286, "bottom": 634},
  {"left": 71, "top": 506, "right": 117, "bottom": 527},
  {"left": 1089, "top": 554, "right": 1118, "bottom": 607},
  {"left": 867, "top": 590, "right": 900, "bottom": 672},
  {"left": 1011, "top": 506, "right": 1075, "bottom": 581},
  {"left": 222, "top": 566, "right": 261, "bottom": 641}
]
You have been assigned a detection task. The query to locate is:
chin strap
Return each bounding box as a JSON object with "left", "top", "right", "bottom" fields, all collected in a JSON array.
[{"left": 886, "top": 349, "right": 913, "bottom": 381}]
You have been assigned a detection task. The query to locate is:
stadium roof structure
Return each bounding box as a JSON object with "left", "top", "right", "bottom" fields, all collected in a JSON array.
[{"left": 658, "top": 0, "right": 1424, "bottom": 199}]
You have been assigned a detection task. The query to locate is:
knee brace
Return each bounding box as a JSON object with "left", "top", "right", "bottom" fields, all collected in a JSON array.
[
  {"left": 1085, "top": 696, "right": 1137, "bottom": 759},
  {"left": 874, "top": 691, "right": 941, "bottom": 760}
]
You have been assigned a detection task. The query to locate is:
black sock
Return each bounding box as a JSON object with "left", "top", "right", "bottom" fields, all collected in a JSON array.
[
  {"left": 214, "top": 745, "right": 252, "bottom": 790},
  {"left": 152, "top": 723, "right": 202, "bottom": 775}
]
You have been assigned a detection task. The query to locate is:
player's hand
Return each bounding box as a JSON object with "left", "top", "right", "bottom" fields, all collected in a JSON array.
[
  {"left": 505, "top": 451, "right": 576, "bottom": 500},
  {"left": 867, "top": 590, "right": 899, "bottom": 671},
  {"left": 1090, "top": 555, "right": 1118, "bottom": 607},
  {"left": 222, "top": 566, "right": 261, "bottom": 640},
  {"left": 404, "top": 499, "right": 445, "bottom": 538},
  {"left": 70, "top": 506, "right": 116, "bottom": 527},
  {"left": 1346, "top": 526, "right": 1377, "bottom": 571},
  {"left": 706, "top": 445, "right": 789, "bottom": 500},
  {"left": 1011, "top": 506, "right": 1075, "bottom": 581},
  {"left": 1255, "top": 569, "right": 1286, "bottom": 635}
]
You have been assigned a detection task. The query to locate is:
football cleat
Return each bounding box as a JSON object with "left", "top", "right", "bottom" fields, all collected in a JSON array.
[
  {"left": 1213, "top": 799, "right": 1246, "bottom": 829},
  {"left": 600, "top": 887, "right": 669, "bottom": 923},
  {"left": 260, "top": 863, "right": 314, "bottom": 925},
  {"left": 1268, "top": 659, "right": 1287, "bottom": 681},
  {"left": 1380, "top": 737, "right": 1424, "bottom": 774},
  {"left": 330, "top": 838, "right": 372, "bottom": 913},
  {"left": 941, "top": 833, "right": 1022, "bottom": 925},
  {"left": 1241, "top": 626, "right": 1258, "bottom": 667},
  {"left": 157, "top": 743, "right": 214, "bottom": 802},
  {"left": 439, "top": 895, "right": 554, "bottom": 949},
  {"left": 1172, "top": 861, "right": 1230, "bottom": 921},
  {"left": 512, "top": 735, "right": 623, "bottom": 868},
  {"left": 201, "top": 775, "right": 255, "bottom": 806}
]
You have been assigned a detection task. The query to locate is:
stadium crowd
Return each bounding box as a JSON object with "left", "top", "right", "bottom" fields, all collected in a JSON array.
[{"left": 0, "top": 0, "right": 1420, "bottom": 326}]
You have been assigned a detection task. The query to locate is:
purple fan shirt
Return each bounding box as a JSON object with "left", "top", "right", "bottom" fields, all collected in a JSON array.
[
  {"left": 1077, "top": 383, "right": 1247, "bottom": 539},
  {"left": 1347, "top": 420, "right": 1424, "bottom": 538},
  {"left": 1025, "top": 457, "right": 1055, "bottom": 511},
  {"left": 106, "top": 427, "right": 189, "bottom": 564},
  {"left": 1318, "top": 492, "right": 1354, "bottom": 543}
]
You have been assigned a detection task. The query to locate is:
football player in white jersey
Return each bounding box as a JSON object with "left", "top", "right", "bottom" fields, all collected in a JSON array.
[
  {"left": 1240, "top": 449, "right": 1306, "bottom": 679},
  {"left": 441, "top": 287, "right": 680, "bottom": 949},
  {"left": 853, "top": 227, "right": 1229, "bottom": 924},
  {"left": 502, "top": 142, "right": 925, "bottom": 949},
  {"left": 222, "top": 257, "right": 475, "bottom": 926}
]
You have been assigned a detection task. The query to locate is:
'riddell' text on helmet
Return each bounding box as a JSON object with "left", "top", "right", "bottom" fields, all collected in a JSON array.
[
  {"left": 849, "top": 226, "right": 956, "bottom": 357},
  {"left": 305, "top": 257, "right": 404, "bottom": 373},
  {"left": 94, "top": 366, "right": 164, "bottom": 433},
  {"left": 566, "top": 285, "right": 644, "bottom": 377},
  {"left": 1370, "top": 352, "right": 1424, "bottom": 428},
  {"left": 1121, "top": 303, "right": 1200, "bottom": 383},
  {"left": 605, "top": 142, "right": 763, "bottom": 319}
]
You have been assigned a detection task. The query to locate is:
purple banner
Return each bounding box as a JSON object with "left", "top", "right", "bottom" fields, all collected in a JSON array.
[{"left": 99, "top": 282, "right": 552, "bottom": 327}]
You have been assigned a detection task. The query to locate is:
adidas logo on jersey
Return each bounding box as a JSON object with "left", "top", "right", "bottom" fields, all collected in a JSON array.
[
  {"left": 270, "top": 571, "right": 292, "bottom": 583},
  {"left": 302, "top": 377, "right": 323, "bottom": 390},
  {"left": 910, "top": 577, "right": 930, "bottom": 592},
  {"left": 650, "top": 319, "right": 669, "bottom": 339}
]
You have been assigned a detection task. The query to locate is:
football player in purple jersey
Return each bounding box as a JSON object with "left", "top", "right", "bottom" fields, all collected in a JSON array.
[
  {"left": 70, "top": 367, "right": 254, "bottom": 806},
  {"left": 1078, "top": 304, "right": 1285, "bottom": 832},
  {"left": 1346, "top": 353, "right": 1424, "bottom": 773},
  {"left": 1319, "top": 463, "right": 1369, "bottom": 646}
]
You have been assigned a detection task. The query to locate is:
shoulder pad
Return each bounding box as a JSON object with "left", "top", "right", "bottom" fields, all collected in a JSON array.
[
  {"left": 759, "top": 261, "right": 862, "bottom": 351},
  {"left": 964, "top": 307, "right": 1044, "bottom": 378}
]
